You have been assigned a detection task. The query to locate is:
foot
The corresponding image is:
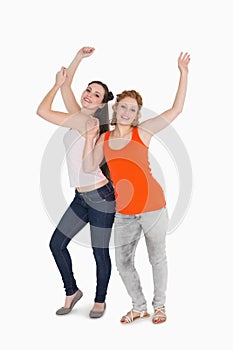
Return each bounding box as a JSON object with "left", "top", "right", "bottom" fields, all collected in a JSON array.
[
  {"left": 90, "top": 302, "right": 106, "bottom": 313},
  {"left": 56, "top": 289, "right": 83, "bottom": 315},
  {"left": 152, "top": 306, "right": 166, "bottom": 324},
  {"left": 89, "top": 302, "right": 106, "bottom": 318},
  {"left": 120, "top": 309, "right": 150, "bottom": 324},
  {"left": 64, "top": 291, "right": 79, "bottom": 308}
]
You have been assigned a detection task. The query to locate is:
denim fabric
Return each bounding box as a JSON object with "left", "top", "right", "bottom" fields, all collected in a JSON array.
[
  {"left": 114, "top": 207, "right": 168, "bottom": 311},
  {"left": 49, "top": 182, "right": 115, "bottom": 302}
]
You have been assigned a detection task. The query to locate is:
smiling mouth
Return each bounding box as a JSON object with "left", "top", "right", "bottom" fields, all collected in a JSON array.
[{"left": 83, "top": 97, "right": 92, "bottom": 103}]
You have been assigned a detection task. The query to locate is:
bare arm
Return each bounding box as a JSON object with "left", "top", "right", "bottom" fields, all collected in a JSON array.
[
  {"left": 139, "top": 52, "right": 190, "bottom": 144},
  {"left": 61, "top": 47, "right": 95, "bottom": 113},
  {"left": 37, "top": 67, "right": 88, "bottom": 130},
  {"left": 82, "top": 118, "right": 105, "bottom": 172}
]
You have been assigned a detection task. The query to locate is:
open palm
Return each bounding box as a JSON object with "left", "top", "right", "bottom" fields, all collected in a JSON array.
[{"left": 178, "top": 52, "right": 191, "bottom": 73}]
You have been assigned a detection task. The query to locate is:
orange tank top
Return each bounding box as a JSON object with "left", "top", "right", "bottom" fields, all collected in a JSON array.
[{"left": 104, "top": 127, "right": 166, "bottom": 214}]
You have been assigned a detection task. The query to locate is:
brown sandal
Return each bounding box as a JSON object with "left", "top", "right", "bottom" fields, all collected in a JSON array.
[
  {"left": 152, "top": 306, "right": 167, "bottom": 324},
  {"left": 120, "top": 309, "right": 150, "bottom": 324}
]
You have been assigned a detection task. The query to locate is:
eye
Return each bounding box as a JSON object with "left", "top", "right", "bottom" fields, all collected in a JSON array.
[
  {"left": 95, "top": 94, "right": 100, "bottom": 98},
  {"left": 86, "top": 88, "right": 91, "bottom": 92},
  {"left": 120, "top": 104, "right": 126, "bottom": 109},
  {"left": 131, "top": 108, "right": 136, "bottom": 113}
]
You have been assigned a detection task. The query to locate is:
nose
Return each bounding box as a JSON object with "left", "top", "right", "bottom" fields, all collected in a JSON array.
[
  {"left": 124, "top": 106, "right": 130, "bottom": 115},
  {"left": 86, "top": 91, "right": 92, "bottom": 97}
]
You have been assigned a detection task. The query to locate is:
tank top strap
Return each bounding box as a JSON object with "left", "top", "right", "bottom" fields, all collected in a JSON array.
[
  {"left": 104, "top": 131, "right": 111, "bottom": 141},
  {"left": 132, "top": 127, "right": 144, "bottom": 145}
]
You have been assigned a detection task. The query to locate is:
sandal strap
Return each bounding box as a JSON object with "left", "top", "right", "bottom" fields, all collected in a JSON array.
[
  {"left": 123, "top": 314, "right": 133, "bottom": 323},
  {"left": 122, "top": 310, "right": 135, "bottom": 323},
  {"left": 122, "top": 309, "right": 148, "bottom": 323},
  {"left": 132, "top": 309, "right": 148, "bottom": 318},
  {"left": 153, "top": 307, "right": 166, "bottom": 318},
  {"left": 154, "top": 307, "right": 165, "bottom": 313}
]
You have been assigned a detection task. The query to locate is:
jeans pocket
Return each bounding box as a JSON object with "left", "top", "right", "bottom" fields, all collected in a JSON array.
[
  {"left": 85, "top": 191, "right": 106, "bottom": 203},
  {"left": 97, "top": 184, "right": 115, "bottom": 202}
]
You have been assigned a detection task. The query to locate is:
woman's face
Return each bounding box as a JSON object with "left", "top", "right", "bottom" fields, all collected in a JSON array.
[
  {"left": 81, "top": 83, "right": 105, "bottom": 109},
  {"left": 115, "top": 97, "right": 139, "bottom": 125}
]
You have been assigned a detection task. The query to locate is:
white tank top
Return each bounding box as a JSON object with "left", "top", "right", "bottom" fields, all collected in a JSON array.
[{"left": 63, "top": 128, "right": 106, "bottom": 187}]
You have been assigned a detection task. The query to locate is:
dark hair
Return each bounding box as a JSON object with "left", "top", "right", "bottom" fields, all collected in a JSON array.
[
  {"left": 88, "top": 81, "right": 114, "bottom": 182},
  {"left": 88, "top": 81, "right": 114, "bottom": 103}
]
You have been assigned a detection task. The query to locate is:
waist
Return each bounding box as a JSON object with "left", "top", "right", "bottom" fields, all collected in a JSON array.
[{"left": 76, "top": 178, "right": 109, "bottom": 193}]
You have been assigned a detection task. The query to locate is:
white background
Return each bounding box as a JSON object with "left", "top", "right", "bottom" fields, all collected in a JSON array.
[{"left": 1, "top": 0, "right": 232, "bottom": 349}]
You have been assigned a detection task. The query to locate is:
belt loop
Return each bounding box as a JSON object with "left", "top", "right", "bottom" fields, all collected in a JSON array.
[{"left": 106, "top": 181, "right": 111, "bottom": 192}]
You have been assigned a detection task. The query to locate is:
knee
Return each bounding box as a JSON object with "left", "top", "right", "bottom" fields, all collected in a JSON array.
[
  {"left": 115, "top": 252, "right": 133, "bottom": 273},
  {"left": 49, "top": 229, "right": 61, "bottom": 255},
  {"left": 149, "top": 251, "right": 167, "bottom": 266},
  {"left": 49, "top": 235, "right": 56, "bottom": 255},
  {"left": 93, "top": 248, "right": 110, "bottom": 263}
]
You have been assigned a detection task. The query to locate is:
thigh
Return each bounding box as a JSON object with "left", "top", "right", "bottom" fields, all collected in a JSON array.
[
  {"left": 56, "top": 193, "right": 89, "bottom": 240},
  {"left": 89, "top": 212, "right": 114, "bottom": 248},
  {"left": 114, "top": 214, "right": 142, "bottom": 266},
  {"left": 140, "top": 208, "right": 169, "bottom": 243},
  {"left": 114, "top": 213, "right": 142, "bottom": 248},
  {"left": 86, "top": 184, "right": 116, "bottom": 248}
]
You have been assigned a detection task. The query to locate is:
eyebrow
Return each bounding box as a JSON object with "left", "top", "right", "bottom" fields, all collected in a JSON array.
[
  {"left": 87, "top": 86, "right": 103, "bottom": 95},
  {"left": 119, "top": 102, "right": 138, "bottom": 107}
]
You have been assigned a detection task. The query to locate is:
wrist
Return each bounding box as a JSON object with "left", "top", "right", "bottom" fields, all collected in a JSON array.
[
  {"left": 60, "top": 81, "right": 71, "bottom": 88},
  {"left": 54, "top": 82, "right": 61, "bottom": 89},
  {"left": 179, "top": 69, "right": 188, "bottom": 75}
]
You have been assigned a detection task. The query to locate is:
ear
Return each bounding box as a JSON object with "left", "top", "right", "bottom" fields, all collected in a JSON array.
[
  {"left": 98, "top": 103, "right": 105, "bottom": 109},
  {"left": 112, "top": 103, "right": 117, "bottom": 112}
]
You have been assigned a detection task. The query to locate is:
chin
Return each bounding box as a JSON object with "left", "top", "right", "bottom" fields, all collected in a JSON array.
[
  {"left": 118, "top": 118, "right": 130, "bottom": 124},
  {"left": 82, "top": 102, "right": 91, "bottom": 108},
  {"left": 119, "top": 121, "right": 131, "bottom": 126}
]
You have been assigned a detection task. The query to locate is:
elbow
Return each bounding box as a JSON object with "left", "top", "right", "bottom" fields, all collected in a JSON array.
[
  {"left": 172, "top": 106, "right": 183, "bottom": 117},
  {"left": 36, "top": 109, "right": 42, "bottom": 118},
  {"left": 176, "top": 106, "right": 183, "bottom": 114},
  {"left": 36, "top": 106, "right": 44, "bottom": 118},
  {"left": 36, "top": 106, "right": 49, "bottom": 121}
]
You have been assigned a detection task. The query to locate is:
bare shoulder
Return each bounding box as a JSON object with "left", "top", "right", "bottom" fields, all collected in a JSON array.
[{"left": 138, "top": 125, "right": 152, "bottom": 146}]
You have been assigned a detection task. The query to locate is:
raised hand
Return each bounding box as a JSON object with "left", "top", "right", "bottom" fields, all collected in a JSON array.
[
  {"left": 77, "top": 46, "right": 95, "bottom": 60},
  {"left": 86, "top": 117, "right": 100, "bottom": 139},
  {"left": 55, "top": 66, "right": 67, "bottom": 87},
  {"left": 178, "top": 52, "right": 191, "bottom": 73}
]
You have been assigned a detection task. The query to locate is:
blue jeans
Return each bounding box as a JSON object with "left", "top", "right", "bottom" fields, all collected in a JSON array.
[{"left": 49, "top": 182, "right": 115, "bottom": 302}]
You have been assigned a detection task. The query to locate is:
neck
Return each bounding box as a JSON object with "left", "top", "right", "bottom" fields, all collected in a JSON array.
[
  {"left": 113, "top": 124, "right": 133, "bottom": 137},
  {"left": 80, "top": 107, "right": 97, "bottom": 116}
]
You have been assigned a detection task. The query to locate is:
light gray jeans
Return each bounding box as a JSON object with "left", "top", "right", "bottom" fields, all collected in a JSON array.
[{"left": 114, "top": 207, "right": 168, "bottom": 311}]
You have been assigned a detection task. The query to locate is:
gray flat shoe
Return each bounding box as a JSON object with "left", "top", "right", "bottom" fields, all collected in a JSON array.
[
  {"left": 56, "top": 289, "right": 83, "bottom": 315},
  {"left": 89, "top": 303, "right": 106, "bottom": 318}
]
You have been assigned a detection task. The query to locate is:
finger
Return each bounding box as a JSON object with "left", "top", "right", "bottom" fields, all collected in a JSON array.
[
  {"left": 178, "top": 51, "right": 183, "bottom": 60},
  {"left": 182, "top": 52, "right": 189, "bottom": 60},
  {"left": 184, "top": 54, "right": 191, "bottom": 63},
  {"left": 61, "top": 68, "right": 67, "bottom": 77},
  {"left": 87, "top": 47, "right": 95, "bottom": 53}
]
